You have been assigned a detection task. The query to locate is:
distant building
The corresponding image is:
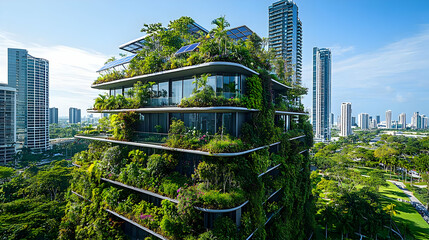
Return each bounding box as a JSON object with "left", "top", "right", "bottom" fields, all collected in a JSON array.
[
  {"left": 411, "top": 112, "right": 422, "bottom": 129},
  {"left": 330, "top": 113, "right": 334, "bottom": 127},
  {"left": 399, "top": 113, "right": 406, "bottom": 129},
  {"left": 358, "top": 113, "right": 369, "bottom": 130},
  {"left": 352, "top": 116, "right": 357, "bottom": 126},
  {"left": 69, "top": 107, "right": 81, "bottom": 124},
  {"left": 8, "top": 48, "right": 49, "bottom": 151},
  {"left": 0, "top": 84, "right": 16, "bottom": 165},
  {"left": 49, "top": 107, "right": 58, "bottom": 124},
  {"left": 376, "top": 115, "right": 380, "bottom": 124},
  {"left": 370, "top": 119, "right": 378, "bottom": 129},
  {"left": 268, "top": 0, "right": 302, "bottom": 84},
  {"left": 312, "top": 47, "right": 331, "bottom": 141},
  {"left": 386, "top": 110, "right": 392, "bottom": 129},
  {"left": 340, "top": 103, "right": 352, "bottom": 137},
  {"left": 422, "top": 115, "right": 428, "bottom": 129}
]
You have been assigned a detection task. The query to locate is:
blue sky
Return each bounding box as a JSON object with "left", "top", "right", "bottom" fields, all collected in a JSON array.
[{"left": 1, "top": 0, "right": 429, "bottom": 122}]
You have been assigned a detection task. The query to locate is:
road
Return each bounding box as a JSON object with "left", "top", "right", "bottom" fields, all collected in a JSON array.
[{"left": 388, "top": 180, "right": 429, "bottom": 224}]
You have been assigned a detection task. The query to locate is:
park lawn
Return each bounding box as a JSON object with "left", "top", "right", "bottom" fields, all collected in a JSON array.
[
  {"left": 379, "top": 181, "right": 429, "bottom": 240},
  {"left": 380, "top": 182, "right": 409, "bottom": 201},
  {"left": 380, "top": 197, "right": 429, "bottom": 240},
  {"left": 353, "top": 166, "right": 418, "bottom": 183}
]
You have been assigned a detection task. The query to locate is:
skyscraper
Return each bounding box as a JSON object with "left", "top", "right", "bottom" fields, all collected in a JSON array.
[
  {"left": 8, "top": 48, "right": 49, "bottom": 151},
  {"left": 352, "top": 116, "right": 356, "bottom": 126},
  {"left": 268, "top": 0, "right": 302, "bottom": 84},
  {"left": 399, "top": 113, "right": 406, "bottom": 129},
  {"left": 0, "top": 84, "right": 16, "bottom": 165},
  {"left": 340, "top": 102, "right": 352, "bottom": 137},
  {"left": 69, "top": 107, "right": 81, "bottom": 124},
  {"left": 358, "top": 113, "right": 369, "bottom": 130},
  {"left": 49, "top": 107, "right": 58, "bottom": 124},
  {"left": 386, "top": 110, "right": 392, "bottom": 129},
  {"left": 376, "top": 115, "right": 380, "bottom": 124},
  {"left": 313, "top": 47, "right": 331, "bottom": 141}
]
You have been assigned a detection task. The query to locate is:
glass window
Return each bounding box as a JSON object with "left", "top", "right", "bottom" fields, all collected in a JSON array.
[
  {"left": 207, "top": 75, "right": 216, "bottom": 93},
  {"left": 216, "top": 75, "right": 223, "bottom": 95},
  {"left": 158, "top": 81, "right": 169, "bottom": 106},
  {"left": 172, "top": 79, "right": 183, "bottom": 105},
  {"left": 183, "top": 78, "right": 194, "bottom": 98}
]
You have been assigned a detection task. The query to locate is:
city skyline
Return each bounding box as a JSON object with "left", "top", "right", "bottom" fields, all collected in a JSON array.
[{"left": 0, "top": 0, "right": 429, "bottom": 118}]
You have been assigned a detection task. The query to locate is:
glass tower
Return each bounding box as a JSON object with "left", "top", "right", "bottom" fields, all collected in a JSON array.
[
  {"left": 8, "top": 48, "right": 49, "bottom": 151},
  {"left": 313, "top": 47, "right": 331, "bottom": 141},
  {"left": 0, "top": 84, "right": 16, "bottom": 164},
  {"left": 268, "top": 0, "right": 302, "bottom": 84}
]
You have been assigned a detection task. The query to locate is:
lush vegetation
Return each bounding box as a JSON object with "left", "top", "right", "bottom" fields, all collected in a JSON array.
[
  {"left": 0, "top": 161, "right": 76, "bottom": 240},
  {"left": 50, "top": 123, "right": 84, "bottom": 139},
  {"left": 311, "top": 130, "right": 429, "bottom": 239},
  {"left": 93, "top": 16, "right": 289, "bottom": 86},
  {"left": 62, "top": 15, "right": 313, "bottom": 240},
  {"left": 93, "top": 81, "right": 154, "bottom": 110}
]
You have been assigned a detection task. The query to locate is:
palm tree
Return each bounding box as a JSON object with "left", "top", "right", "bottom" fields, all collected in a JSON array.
[
  {"left": 383, "top": 203, "right": 398, "bottom": 238},
  {"left": 210, "top": 16, "right": 230, "bottom": 55},
  {"left": 94, "top": 94, "right": 107, "bottom": 110}
]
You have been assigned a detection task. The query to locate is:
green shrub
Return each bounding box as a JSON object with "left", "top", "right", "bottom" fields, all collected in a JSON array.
[
  {"left": 199, "top": 189, "right": 246, "bottom": 209},
  {"left": 146, "top": 153, "right": 177, "bottom": 177},
  {"left": 201, "top": 135, "right": 246, "bottom": 153}
]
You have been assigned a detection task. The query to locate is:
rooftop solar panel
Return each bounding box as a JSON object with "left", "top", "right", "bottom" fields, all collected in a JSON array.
[
  {"left": 175, "top": 42, "right": 200, "bottom": 55},
  {"left": 97, "top": 54, "right": 136, "bottom": 72}
]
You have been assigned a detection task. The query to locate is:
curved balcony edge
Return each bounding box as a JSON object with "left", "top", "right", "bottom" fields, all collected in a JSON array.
[
  {"left": 101, "top": 177, "right": 249, "bottom": 213},
  {"left": 92, "top": 61, "right": 259, "bottom": 90},
  {"left": 275, "top": 110, "right": 308, "bottom": 115},
  {"left": 87, "top": 106, "right": 259, "bottom": 114},
  {"left": 70, "top": 191, "right": 168, "bottom": 240},
  {"left": 105, "top": 209, "right": 169, "bottom": 240},
  {"left": 74, "top": 135, "right": 280, "bottom": 157},
  {"left": 101, "top": 177, "right": 179, "bottom": 204},
  {"left": 245, "top": 205, "right": 285, "bottom": 240},
  {"left": 289, "top": 135, "right": 306, "bottom": 141}
]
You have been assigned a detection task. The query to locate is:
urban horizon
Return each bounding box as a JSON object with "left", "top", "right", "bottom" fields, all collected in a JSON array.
[{"left": 0, "top": 0, "right": 429, "bottom": 119}]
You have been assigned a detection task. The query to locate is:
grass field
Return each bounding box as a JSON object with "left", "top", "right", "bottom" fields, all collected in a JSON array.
[{"left": 380, "top": 182, "right": 409, "bottom": 201}]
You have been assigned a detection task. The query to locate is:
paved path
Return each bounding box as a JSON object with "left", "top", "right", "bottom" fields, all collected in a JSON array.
[{"left": 388, "top": 180, "right": 429, "bottom": 224}]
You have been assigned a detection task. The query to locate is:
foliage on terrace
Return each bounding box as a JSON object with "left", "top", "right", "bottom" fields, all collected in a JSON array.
[
  {"left": 94, "top": 16, "right": 294, "bottom": 86},
  {"left": 93, "top": 81, "right": 154, "bottom": 110},
  {"left": 66, "top": 16, "right": 314, "bottom": 240},
  {"left": 178, "top": 74, "right": 243, "bottom": 108}
]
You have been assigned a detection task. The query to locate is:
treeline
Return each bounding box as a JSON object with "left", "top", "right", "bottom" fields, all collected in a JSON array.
[{"left": 0, "top": 161, "right": 73, "bottom": 239}]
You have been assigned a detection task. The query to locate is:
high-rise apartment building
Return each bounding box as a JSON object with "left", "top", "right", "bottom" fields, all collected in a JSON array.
[
  {"left": 0, "top": 84, "right": 16, "bottom": 165},
  {"left": 312, "top": 47, "right": 331, "bottom": 141},
  {"left": 386, "top": 110, "right": 392, "bottom": 129},
  {"left": 370, "top": 119, "right": 378, "bottom": 129},
  {"left": 66, "top": 20, "right": 313, "bottom": 239},
  {"left": 340, "top": 102, "right": 352, "bottom": 137},
  {"left": 376, "top": 115, "right": 380, "bottom": 124},
  {"left": 49, "top": 107, "right": 58, "bottom": 124},
  {"left": 358, "top": 113, "right": 369, "bottom": 130},
  {"left": 352, "top": 116, "right": 356, "bottom": 126},
  {"left": 422, "top": 115, "right": 428, "bottom": 129},
  {"left": 8, "top": 48, "right": 49, "bottom": 151},
  {"left": 399, "top": 113, "right": 406, "bottom": 129},
  {"left": 69, "top": 107, "right": 81, "bottom": 124},
  {"left": 268, "top": 0, "right": 302, "bottom": 84}
]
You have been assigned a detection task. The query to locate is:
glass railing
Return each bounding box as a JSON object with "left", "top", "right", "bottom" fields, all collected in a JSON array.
[
  {"left": 134, "top": 131, "right": 168, "bottom": 144},
  {"left": 147, "top": 97, "right": 176, "bottom": 107}
]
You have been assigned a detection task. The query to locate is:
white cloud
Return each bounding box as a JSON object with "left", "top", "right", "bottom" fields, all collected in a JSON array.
[
  {"left": 0, "top": 31, "right": 108, "bottom": 117},
  {"left": 327, "top": 44, "right": 355, "bottom": 56}
]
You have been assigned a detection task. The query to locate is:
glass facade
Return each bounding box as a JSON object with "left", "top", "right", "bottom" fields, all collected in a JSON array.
[
  {"left": 312, "top": 47, "right": 331, "bottom": 141},
  {"left": 108, "top": 73, "right": 245, "bottom": 107},
  {"left": 0, "top": 84, "right": 16, "bottom": 165},
  {"left": 268, "top": 0, "right": 302, "bottom": 84},
  {"left": 8, "top": 48, "right": 49, "bottom": 151},
  {"left": 137, "top": 112, "right": 238, "bottom": 137}
]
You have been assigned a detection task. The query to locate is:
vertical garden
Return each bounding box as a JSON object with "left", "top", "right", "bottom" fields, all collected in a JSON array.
[{"left": 59, "top": 16, "right": 314, "bottom": 240}]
